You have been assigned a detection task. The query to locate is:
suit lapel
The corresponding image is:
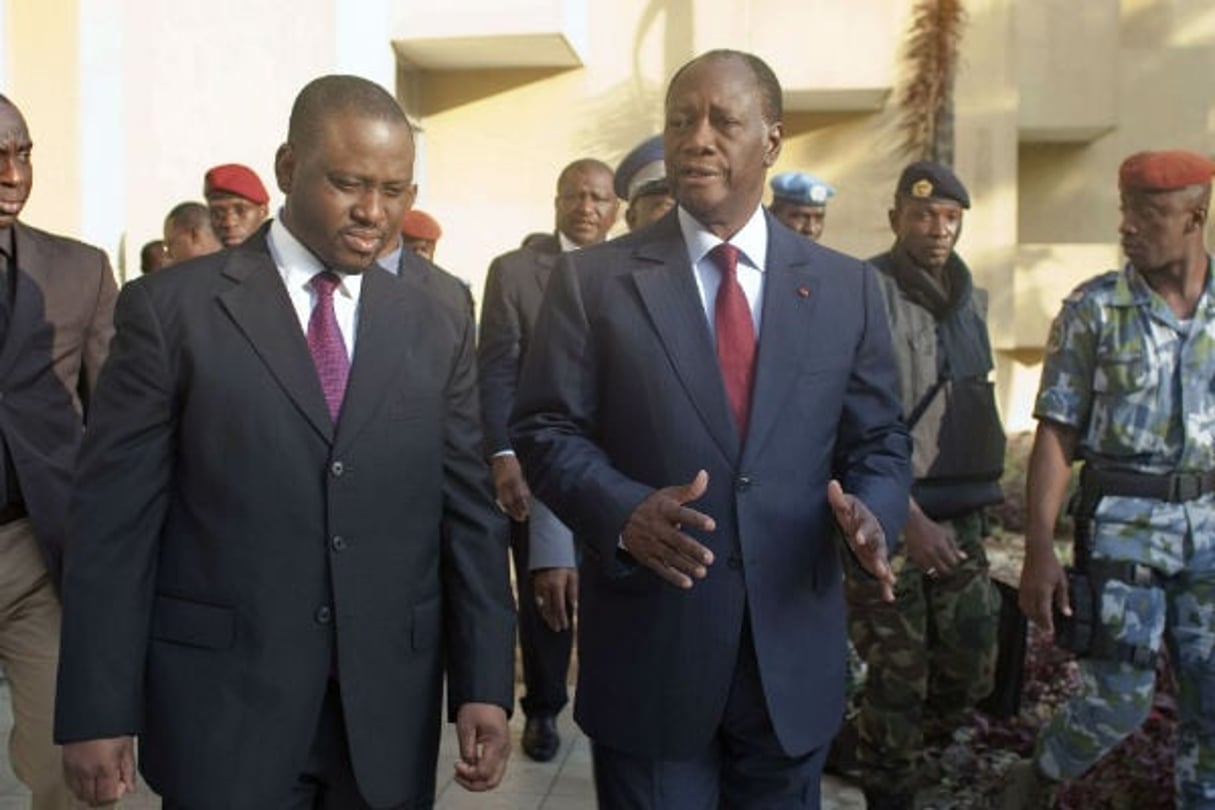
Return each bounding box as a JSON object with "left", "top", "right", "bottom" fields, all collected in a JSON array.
[
  {"left": 0, "top": 223, "right": 48, "bottom": 375},
  {"left": 632, "top": 218, "right": 740, "bottom": 463},
  {"left": 742, "top": 217, "right": 816, "bottom": 463},
  {"left": 332, "top": 267, "right": 411, "bottom": 453},
  {"left": 532, "top": 250, "right": 558, "bottom": 298},
  {"left": 217, "top": 247, "right": 335, "bottom": 443}
]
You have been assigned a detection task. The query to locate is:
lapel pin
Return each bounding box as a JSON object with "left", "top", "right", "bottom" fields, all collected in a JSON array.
[{"left": 796, "top": 286, "right": 811, "bottom": 299}]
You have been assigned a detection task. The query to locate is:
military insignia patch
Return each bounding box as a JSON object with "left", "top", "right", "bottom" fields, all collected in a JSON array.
[
  {"left": 1046, "top": 315, "right": 1065, "bottom": 353},
  {"left": 911, "top": 179, "right": 933, "bottom": 198}
]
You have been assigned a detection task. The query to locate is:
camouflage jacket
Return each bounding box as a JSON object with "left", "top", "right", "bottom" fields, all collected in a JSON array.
[{"left": 1035, "top": 259, "right": 1215, "bottom": 571}]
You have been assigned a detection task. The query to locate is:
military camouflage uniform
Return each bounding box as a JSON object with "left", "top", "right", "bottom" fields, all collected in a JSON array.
[
  {"left": 1032, "top": 261, "right": 1215, "bottom": 807},
  {"left": 842, "top": 251, "right": 1002, "bottom": 797}
]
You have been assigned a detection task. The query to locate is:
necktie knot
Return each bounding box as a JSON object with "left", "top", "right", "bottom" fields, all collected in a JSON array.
[
  {"left": 311, "top": 270, "right": 341, "bottom": 299},
  {"left": 709, "top": 243, "right": 741, "bottom": 280}
]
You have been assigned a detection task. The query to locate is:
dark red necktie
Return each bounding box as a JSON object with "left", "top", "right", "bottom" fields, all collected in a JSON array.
[
  {"left": 709, "top": 243, "right": 756, "bottom": 436},
  {"left": 307, "top": 271, "right": 350, "bottom": 422}
]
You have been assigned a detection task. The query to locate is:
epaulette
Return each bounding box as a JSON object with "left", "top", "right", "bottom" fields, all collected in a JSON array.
[{"left": 1063, "top": 269, "right": 1121, "bottom": 304}]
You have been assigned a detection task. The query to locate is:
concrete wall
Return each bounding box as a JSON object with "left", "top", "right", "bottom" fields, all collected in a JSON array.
[{"left": 2, "top": 0, "right": 1213, "bottom": 429}]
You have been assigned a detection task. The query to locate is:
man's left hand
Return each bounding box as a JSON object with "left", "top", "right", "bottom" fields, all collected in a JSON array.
[
  {"left": 828, "top": 480, "right": 895, "bottom": 602},
  {"left": 453, "top": 703, "right": 510, "bottom": 791}
]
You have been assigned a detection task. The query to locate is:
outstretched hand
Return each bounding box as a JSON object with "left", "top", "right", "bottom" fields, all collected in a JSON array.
[
  {"left": 827, "top": 480, "right": 895, "bottom": 602},
  {"left": 622, "top": 470, "right": 716, "bottom": 588}
]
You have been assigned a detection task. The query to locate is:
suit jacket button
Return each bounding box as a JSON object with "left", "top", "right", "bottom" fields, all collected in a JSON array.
[
  {"left": 315, "top": 606, "right": 332, "bottom": 624},
  {"left": 727, "top": 555, "right": 743, "bottom": 570},
  {"left": 331, "top": 535, "right": 347, "bottom": 552},
  {"left": 330, "top": 461, "right": 344, "bottom": 477},
  {"left": 735, "top": 475, "right": 752, "bottom": 492}
]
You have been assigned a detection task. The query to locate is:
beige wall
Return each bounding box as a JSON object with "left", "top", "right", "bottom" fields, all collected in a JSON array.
[
  {"left": 6, "top": 0, "right": 80, "bottom": 236},
  {"left": 3, "top": 0, "right": 1214, "bottom": 431}
]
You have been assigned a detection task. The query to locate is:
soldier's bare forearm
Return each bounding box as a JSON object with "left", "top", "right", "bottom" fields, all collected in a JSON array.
[{"left": 1024, "top": 420, "right": 1078, "bottom": 561}]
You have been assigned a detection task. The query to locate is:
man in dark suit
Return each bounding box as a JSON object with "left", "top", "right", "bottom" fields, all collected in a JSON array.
[
  {"left": 510, "top": 50, "right": 912, "bottom": 807},
  {"left": 0, "top": 93, "right": 117, "bottom": 810},
  {"left": 478, "top": 158, "right": 617, "bottom": 761},
  {"left": 55, "top": 75, "right": 515, "bottom": 809}
]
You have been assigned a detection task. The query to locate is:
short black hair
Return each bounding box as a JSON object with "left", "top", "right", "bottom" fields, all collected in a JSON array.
[
  {"left": 666, "top": 50, "right": 783, "bottom": 124},
  {"left": 164, "top": 201, "right": 212, "bottom": 232},
  {"left": 287, "top": 75, "right": 410, "bottom": 149},
  {"left": 556, "top": 158, "right": 614, "bottom": 192}
]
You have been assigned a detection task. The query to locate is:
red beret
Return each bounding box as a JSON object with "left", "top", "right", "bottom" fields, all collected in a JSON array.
[
  {"left": 204, "top": 164, "right": 270, "bottom": 205},
  {"left": 1119, "top": 150, "right": 1215, "bottom": 192},
  {"left": 401, "top": 209, "right": 442, "bottom": 241}
]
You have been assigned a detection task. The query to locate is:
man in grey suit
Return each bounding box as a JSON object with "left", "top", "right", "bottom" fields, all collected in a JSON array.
[
  {"left": 478, "top": 157, "right": 617, "bottom": 761},
  {"left": 55, "top": 75, "right": 515, "bottom": 809},
  {"left": 0, "top": 93, "right": 117, "bottom": 810},
  {"left": 511, "top": 50, "right": 911, "bottom": 807}
]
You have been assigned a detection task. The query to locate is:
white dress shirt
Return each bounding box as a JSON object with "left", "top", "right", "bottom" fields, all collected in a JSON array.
[
  {"left": 266, "top": 217, "right": 363, "bottom": 358},
  {"left": 677, "top": 204, "right": 768, "bottom": 339}
]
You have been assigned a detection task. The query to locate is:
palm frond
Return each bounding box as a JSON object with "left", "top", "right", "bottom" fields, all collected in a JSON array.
[{"left": 896, "top": 0, "right": 967, "bottom": 165}]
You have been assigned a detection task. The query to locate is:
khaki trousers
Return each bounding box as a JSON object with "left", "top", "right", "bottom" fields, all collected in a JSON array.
[{"left": 0, "top": 518, "right": 105, "bottom": 809}]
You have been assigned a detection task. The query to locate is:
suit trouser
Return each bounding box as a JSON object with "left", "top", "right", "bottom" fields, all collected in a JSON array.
[
  {"left": 509, "top": 519, "right": 572, "bottom": 718},
  {"left": 591, "top": 620, "right": 827, "bottom": 809},
  {"left": 0, "top": 517, "right": 99, "bottom": 809}
]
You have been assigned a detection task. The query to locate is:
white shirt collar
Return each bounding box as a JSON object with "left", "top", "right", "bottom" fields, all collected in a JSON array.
[
  {"left": 267, "top": 216, "right": 363, "bottom": 302},
  {"left": 557, "top": 231, "right": 582, "bottom": 253},
  {"left": 676, "top": 204, "right": 768, "bottom": 273}
]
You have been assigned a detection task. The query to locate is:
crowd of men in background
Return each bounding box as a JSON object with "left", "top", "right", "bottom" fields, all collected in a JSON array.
[{"left": 0, "top": 47, "right": 1213, "bottom": 810}]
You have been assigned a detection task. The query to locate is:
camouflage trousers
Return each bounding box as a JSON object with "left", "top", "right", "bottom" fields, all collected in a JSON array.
[
  {"left": 844, "top": 510, "right": 1000, "bottom": 795},
  {"left": 1035, "top": 557, "right": 1215, "bottom": 807}
]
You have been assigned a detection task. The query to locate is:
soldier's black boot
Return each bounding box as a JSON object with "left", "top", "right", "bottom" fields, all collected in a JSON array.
[{"left": 862, "top": 788, "right": 914, "bottom": 810}]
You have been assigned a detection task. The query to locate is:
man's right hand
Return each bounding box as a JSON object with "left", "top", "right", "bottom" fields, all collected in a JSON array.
[
  {"left": 63, "top": 736, "right": 136, "bottom": 807},
  {"left": 491, "top": 454, "right": 530, "bottom": 522},
  {"left": 621, "top": 470, "right": 716, "bottom": 589},
  {"left": 533, "top": 567, "right": 579, "bottom": 631},
  {"left": 1018, "top": 543, "right": 1070, "bottom": 635},
  {"left": 903, "top": 506, "right": 966, "bottom": 578}
]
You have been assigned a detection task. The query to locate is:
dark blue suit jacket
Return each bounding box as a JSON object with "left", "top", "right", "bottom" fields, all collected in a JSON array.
[{"left": 510, "top": 210, "right": 911, "bottom": 759}]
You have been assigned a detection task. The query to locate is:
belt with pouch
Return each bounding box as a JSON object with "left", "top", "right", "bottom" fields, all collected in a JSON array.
[{"left": 1082, "top": 467, "right": 1215, "bottom": 503}]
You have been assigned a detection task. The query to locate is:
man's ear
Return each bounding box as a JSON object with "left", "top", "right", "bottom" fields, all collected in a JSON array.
[
  {"left": 763, "top": 121, "right": 783, "bottom": 167},
  {"left": 274, "top": 143, "right": 294, "bottom": 195}
]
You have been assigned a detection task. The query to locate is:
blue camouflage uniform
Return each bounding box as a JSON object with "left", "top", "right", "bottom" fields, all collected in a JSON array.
[{"left": 1033, "top": 259, "right": 1215, "bottom": 807}]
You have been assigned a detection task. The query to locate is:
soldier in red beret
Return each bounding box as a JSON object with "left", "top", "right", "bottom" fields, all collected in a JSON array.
[
  {"left": 401, "top": 209, "right": 442, "bottom": 261},
  {"left": 1003, "top": 148, "right": 1215, "bottom": 807},
  {"left": 203, "top": 163, "right": 270, "bottom": 248}
]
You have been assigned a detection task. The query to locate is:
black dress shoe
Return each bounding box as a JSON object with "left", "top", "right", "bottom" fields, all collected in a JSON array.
[
  {"left": 862, "top": 789, "right": 914, "bottom": 810},
  {"left": 522, "top": 715, "right": 560, "bottom": 762}
]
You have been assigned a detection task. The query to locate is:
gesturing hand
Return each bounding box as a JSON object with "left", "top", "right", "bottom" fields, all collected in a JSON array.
[
  {"left": 622, "top": 470, "right": 716, "bottom": 589},
  {"left": 827, "top": 480, "right": 895, "bottom": 602}
]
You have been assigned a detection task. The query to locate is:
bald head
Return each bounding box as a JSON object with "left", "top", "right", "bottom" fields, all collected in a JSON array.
[
  {"left": 163, "top": 201, "right": 221, "bottom": 264},
  {"left": 0, "top": 94, "right": 33, "bottom": 229},
  {"left": 287, "top": 75, "right": 412, "bottom": 151}
]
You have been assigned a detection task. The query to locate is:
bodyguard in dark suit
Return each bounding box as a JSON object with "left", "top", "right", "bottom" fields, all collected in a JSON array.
[
  {"left": 478, "top": 158, "right": 618, "bottom": 762},
  {"left": 510, "top": 51, "right": 912, "bottom": 807},
  {"left": 0, "top": 94, "right": 117, "bottom": 810},
  {"left": 55, "top": 75, "right": 515, "bottom": 810}
]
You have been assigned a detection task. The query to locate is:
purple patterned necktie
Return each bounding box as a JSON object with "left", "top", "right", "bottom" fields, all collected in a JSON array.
[{"left": 307, "top": 271, "right": 349, "bottom": 422}]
